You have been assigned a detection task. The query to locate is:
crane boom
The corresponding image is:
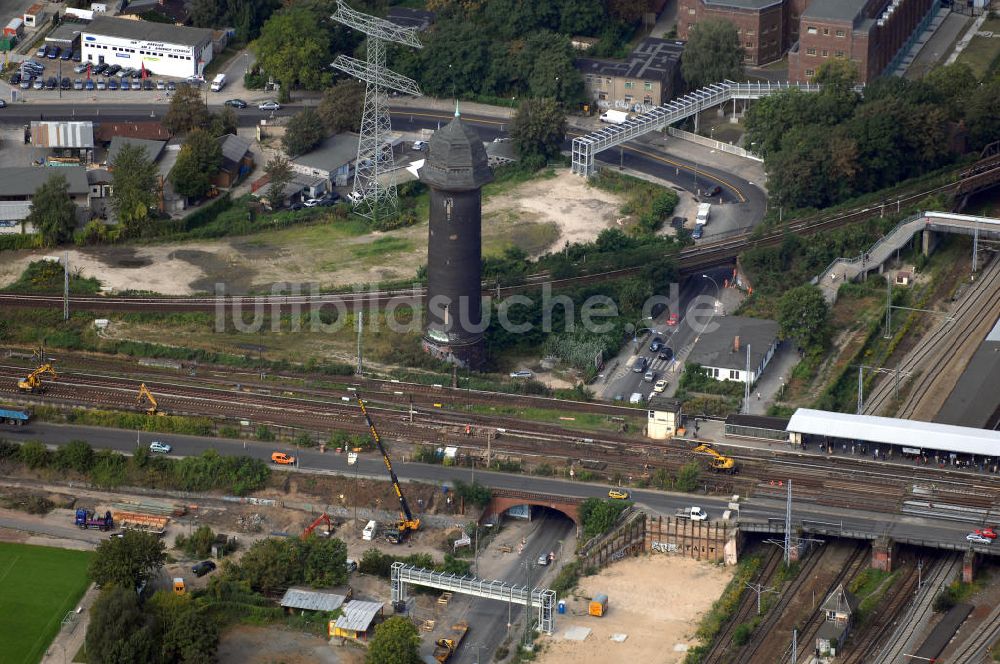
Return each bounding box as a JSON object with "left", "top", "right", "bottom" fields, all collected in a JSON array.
[
  {"left": 692, "top": 444, "right": 736, "bottom": 472},
  {"left": 136, "top": 383, "right": 158, "bottom": 415},
  {"left": 356, "top": 395, "right": 419, "bottom": 538}
]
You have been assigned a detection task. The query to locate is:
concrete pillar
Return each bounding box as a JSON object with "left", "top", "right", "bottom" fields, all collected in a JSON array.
[
  {"left": 922, "top": 229, "right": 937, "bottom": 256},
  {"left": 871, "top": 536, "right": 894, "bottom": 571},
  {"left": 962, "top": 549, "right": 977, "bottom": 583}
]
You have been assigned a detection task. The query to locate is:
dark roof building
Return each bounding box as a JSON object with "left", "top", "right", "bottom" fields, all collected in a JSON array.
[
  {"left": 687, "top": 316, "right": 780, "bottom": 385},
  {"left": 0, "top": 167, "right": 90, "bottom": 198},
  {"left": 85, "top": 16, "right": 211, "bottom": 47},
  {"left": 94, "top": 121, "right": 172, "bottom": 143},
  {"left": 290, "top": 134, "right": 359, "bottom": 183},
  {"left": 118, "top": 0, "right": 191, "bottom": 24},
  {"left": 215, "top": 134, "right": 254, "bottom": 188},
  {"left": 108, "top": 136, "right": 166, "bottom": 164},
  {"left": 576, "top": 37, "right": 684, "bottom": 110}
]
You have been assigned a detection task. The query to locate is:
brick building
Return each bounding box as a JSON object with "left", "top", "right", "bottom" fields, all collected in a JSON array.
[
  {"left": 788, "top": 0, "right": 936, "bottom": 83},
  {"left": 576, "top": 37, "right": 684, "bottom": 112},
  {"left": 680, "top": 0, "right": 936, "bottom": 81}
]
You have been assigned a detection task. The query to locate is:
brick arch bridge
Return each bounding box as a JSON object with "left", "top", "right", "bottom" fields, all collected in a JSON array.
[{"left": 483, "top": 488, "right": 584, "bottom": 527}]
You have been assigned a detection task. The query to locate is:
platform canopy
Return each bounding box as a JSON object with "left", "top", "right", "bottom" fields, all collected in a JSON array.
[{"left": 786, "top": 408, "right": 1000, "bottom": 457}]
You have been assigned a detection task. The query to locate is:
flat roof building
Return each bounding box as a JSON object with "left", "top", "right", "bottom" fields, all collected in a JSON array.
[{"left": 81, "top": 16, "right": 213, "bottom": 79}]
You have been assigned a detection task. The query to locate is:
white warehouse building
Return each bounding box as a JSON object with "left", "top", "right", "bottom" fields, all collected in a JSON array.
[{"left": 81, "top": 16, "right": 213, "bottom": 79}]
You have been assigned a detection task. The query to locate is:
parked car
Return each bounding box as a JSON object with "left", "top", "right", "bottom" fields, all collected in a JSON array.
[
  {"left": 85, "top": 79, "right": 95, "bottom": 91},
  {"left": 692, "top": 225, "right": 704, "bottom": 240},
  {"left": 149, "top": 441, "right": 172, "bottom": 453},
  {"left": 608, "top": 489, "right": 630, "bottom": 500},
  {"left": 632, "top": 357, "right": 648, "bottom": 373},
  {"left": 303, "top": 198, "right": 322, "bottom": 207},
  {"left": 60, "top": 49, "right": 72, "bottom": 61},
  {"left": 60, "top": 77, "right": 71, "bottom": 90},
  {"left": 317, "top": 193, "right": 341, "bottom": 206},
  {"left": 536, "top": 554, "right": 549, "bottom": 566},
  {"left": 509, "top": 370, "right": 533, "bottom": 379},
  {"left": 156, "top": 79, "right": 166, "bottom": 90},
  {"left": 974, "top": 528, "right": 998, "bottom": 540},
  {"left": 412, "top": 140, "right": 427, "bottom": 151},
  {"left": 192, "top": 560, "right": 216, "bottom": 577},
  {"left": 166, "top": 81, "right": 176, "bottom": 90},
  {"left": 649, "top": 337, "right": 663, "bottom": 352},
  {"left": 92, "top": 63, "right": 108, "bottom": 74},
  {"left": 347, "top": 191, "right": 363, "bottom": 204},
  {"left": 644, "top": 370, "right": 656, "bottom": 383},
  {"left": 96, "top": 79, "right": 106, "bottom": 90},
  {"left": 653, "top": 379, "right": 668, "bottom": 393},
  {"left": 36, "top": 46, "right": 47, "bottom": 58},
  {"left": 73, "top": 79, "right": 83, "bottom": 90},
  {"left": 47, "top": 47, "right": 60, "bottom": 59},
  {"left": 0, "top": 100, "right": 6, "bottom": 108},
  {"left": 9, "top": 73, "right": 20, "bottom": 85},
  {"left": 224, "top": 98, "right": 247, "bottom": 108},
  {"left": 20, "top": 77, "right": 33, "bottom": 89},
  {"left": 288, "top": 201, "right": 304, "bottom": 211},
  {"left": 107, "top": 78, "right": 118, "bottom": 90},
  {"left": 33, "top": 78, "right": 44, "bottom": 90},
  {"left": 105, "top": 64, "right": 121, "bottom": 75},
  {"left": 73, "top": 63, "right": 88, "bottom": 74},
  {"left": 258, "top": 100, "right": 281, "bottom": 111},
  {"left": 144, "top": 79, "right": 155, "bottom": 90},
  {"left": 967, "top": 533, "right": 992, "bottom": 545},
  {"left": 120, "top": 79, "right": 130, "bottom": 90},
  {"left": 45, "top": 77, "right": 57, "bottom": 90},
  {"left": 667, "top": 313, "right": 679, "bottom": 326}
]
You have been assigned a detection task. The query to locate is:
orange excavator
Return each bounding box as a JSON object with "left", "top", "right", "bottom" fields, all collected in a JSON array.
[
  {"left": 17, "top": 364, "right": 57, "bottom": 393},
  {"left": 136, "top": 383, "right": 159, "bottom": 415},
  {"left": 302, "top": 513, "right": 333, "bottom": 539}
]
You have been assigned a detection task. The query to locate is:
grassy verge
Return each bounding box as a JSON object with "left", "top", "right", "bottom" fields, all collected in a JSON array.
[
  {"left": 0, "top": 543, "right": 93, "bottom": 664},
  {"left": 458, "top": 403, "right": 643, "bottom": 433},
  {"left": 955, "top": 18, "right": 1000, "bottom": 78}
]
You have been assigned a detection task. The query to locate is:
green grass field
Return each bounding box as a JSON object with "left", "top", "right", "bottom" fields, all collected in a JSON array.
[{"left": 0, "top": 543, "right": 93, "bottom": 664}]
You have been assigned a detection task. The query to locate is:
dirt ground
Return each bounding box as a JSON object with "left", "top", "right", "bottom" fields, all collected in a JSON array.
[
  {"left": 0, "top": 170, "right": 625, "bottom": 295},
  {"left": 217, "top": 625, "right": 365, "bottom": 664},
  {"left": 536, "top": 555, "right": 733, "bottom": 664}
]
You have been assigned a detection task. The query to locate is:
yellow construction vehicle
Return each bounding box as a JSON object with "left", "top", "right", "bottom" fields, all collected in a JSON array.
[
  {"left": 17, "top": 364, "right": 57, "bottom": 393},
  {"left": 692, "top": 444, "right": 737, "bottom": 473},
  {"left": 356, "top": 395, "right": 420, "bottom": 542},
  {"left": 136, "top": 383, "right": 158, "bottom": 415}
]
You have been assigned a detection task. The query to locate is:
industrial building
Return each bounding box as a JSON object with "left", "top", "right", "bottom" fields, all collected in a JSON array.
[{"left": 80, "top": 16, "right": 213, "bottom": 78}]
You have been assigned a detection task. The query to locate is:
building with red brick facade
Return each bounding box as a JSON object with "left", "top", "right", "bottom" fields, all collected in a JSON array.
[{"left": 680, "top": 0, "right": 937, "bottom": 82}]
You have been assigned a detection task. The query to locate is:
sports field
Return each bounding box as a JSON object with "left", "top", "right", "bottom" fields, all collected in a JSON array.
[{"left": 0, "top": 542, "right": 93, "bottom": 664}]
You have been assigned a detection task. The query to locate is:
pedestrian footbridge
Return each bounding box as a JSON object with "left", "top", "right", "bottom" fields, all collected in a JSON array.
[
  {"left": 817, "top": 211, "right": 1000, "bottom": 303},
  {"left": 571, "top": 80, "right": 820, "bottom": 177}
]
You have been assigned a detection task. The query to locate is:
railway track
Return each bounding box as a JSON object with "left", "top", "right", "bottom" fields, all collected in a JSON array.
[
  {"left": 776, "top": 543, "right": 869, "bottom": 664},
  {"left": 944, "top": 599, "right": 1000, "bottom": 663},
  {"left": 872, "top": 553, "right": 962, "bottom": 664},
  {"left": 862, "top": 254, "right": 1000, "bottom": 418},
  {"left": 702, "top": 546, "right": 783, "bottom": 664},
  {"left": 841, "top": 556, "right": 929, "bottom": 664},
  {"left": 1, "top": 160, "right": 997, "bottom": 314}
]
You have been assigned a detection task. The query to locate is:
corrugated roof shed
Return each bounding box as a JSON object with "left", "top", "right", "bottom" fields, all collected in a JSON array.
[
  {"left": 31, "top": 122, "right": 94, "bottom": 149},
  {"left": 334, "top": 600, "right": 383, "bottom": 632},
  {"left": 218, "top": 134, "right": 252, "bottom": 170},
  {"left": 94, "top": 121, "right": 171, "bottom": 143},
  {"left": 786, "top": 408, "right": 1000, "bottom": 456},
  {"left": 279, "top": 588, "right": 348, "bottom": 612}
]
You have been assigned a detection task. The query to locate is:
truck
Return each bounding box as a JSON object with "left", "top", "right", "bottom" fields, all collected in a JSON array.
[
  {"left": 696, "top": 203, "right": 711, "bottom": 226},
  {"left": 433, "top": 622, "right": 469, "bottom": 662},
  {"left": 210, "top": 73, "right": 226, "bottom": 92},
  {"left": 0, "top": 407, "right": 30, "bottom": 425},
  {"left": 599, "top": 109, "right": 629, "bottom": 125},
  {"left": 75, "top": 509, "right": 115, "bottom": 531},
  {"left": 676, "top": 506, "right": 709, "bottom": 521}
]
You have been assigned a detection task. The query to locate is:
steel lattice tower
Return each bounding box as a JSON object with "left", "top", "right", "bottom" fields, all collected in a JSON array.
[{"left": 331, "top": 1, "right": 422, "bottom": 221}]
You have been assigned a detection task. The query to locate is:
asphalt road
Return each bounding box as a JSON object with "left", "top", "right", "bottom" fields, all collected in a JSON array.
[
  {"left": 0, "top": 102, "right": 766, "bottom": 225},
  {"left": 1, "top": 422, "right": 988, "bottom": 556},
  {"left": 601, "top": 266, "right": 731, "bottom": 401}
]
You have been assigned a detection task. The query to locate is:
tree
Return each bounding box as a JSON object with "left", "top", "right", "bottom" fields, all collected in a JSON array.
[
  {"left": 256, "top": 7, "right": 332, "bottom": 100},
  {"left": 177, "top": 525, "right": 216, "bottom": 558},
  {"left": 282, "top": 107, "right": 326, "bottom": 156},
  {"left": 578, "top": 497, "right": 629, "bottom": 539},
  {"left": 169, "top": 129, "right": 222, "bottom": 199},
  {"left": 89, "top": 530, "right": 166, "bottom": 590},
  {"left": 510, "top": 97, "right": 566, "bottom": 164},
  {"left": 302, "top": 536, "right": 348, "bottom": 587},
  {"left": 318, "top": 79, "right": 365, "bottom": 134},
  {"left": 264, "top": 156, "right": 293, "bottom": 208},
  {"left": 85, "top": 586, "right": 159, "bottom": 664},
  {"left": 162, "top": 83, "right": 210, "bottom": 134},
  {"left": 25, "top": 174, "right": 77, "bottom": 246},
  {"left": 680, "top": 19, "right": 744, "bottom": 89},
  {"left": 190, "top": 0, "right": 281, "bottom": 42},
  {"left": 110, "top": 143, "right": 158, "bottom": 237},
  {"left": 777, "top": 284, "right": 830, "bottom": 352},
  {"left": 366, "top": 616, "right": 421, "bottom": 664},
  {"left": 209, "top": 107, "right": 239, "bottom": 137},
  {"left": 55, "top": 439, "right": 94, "bottom": 473},
  {"left": 148, "top": 591, "right": 219, "bottom": 664},
  {"left": 237, "top": 537, "right": 304, "bottom": 594},
  {"left": 674, "top": 461, "right": 701, "bottom": 493}
]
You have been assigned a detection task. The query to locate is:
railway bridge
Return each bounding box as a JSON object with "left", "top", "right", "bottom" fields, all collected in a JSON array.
[{"left": 482, "top": 488, "right": 585, "bottom": 528}]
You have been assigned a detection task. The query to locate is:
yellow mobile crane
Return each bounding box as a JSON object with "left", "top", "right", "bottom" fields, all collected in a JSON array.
[
  {"left": 136, "top": 383, "right": 159, "bottom": 415},
  {"left": 692, "top": 444, "right": 737, "bottom": 473},
  {"left": 17, "top": 364, "right": 58, "bottom": 393},
  {"left": 356, "top": 395, "right": 420, "bottom": 543}
]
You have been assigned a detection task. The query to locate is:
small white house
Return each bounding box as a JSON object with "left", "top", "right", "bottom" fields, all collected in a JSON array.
[
  {"left": 687, "top": 316, "right": 780, "bottom": 386},
  {"left": 647, "top": 395, "right": 682, "bottom": 440}
]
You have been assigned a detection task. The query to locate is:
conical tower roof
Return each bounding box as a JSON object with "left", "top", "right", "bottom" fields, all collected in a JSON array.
[{"left": 419, "top": 110, "right": 493, "bottom": 191}]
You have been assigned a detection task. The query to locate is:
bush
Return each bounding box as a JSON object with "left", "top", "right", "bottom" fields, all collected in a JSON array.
[
  {"left": 453, "top": 480, "right": 492, "bottom": 508},
  {"left": 933, "top": 589, "right": 956, "bottom": 613},
  {"left": 674, "top": 461, "right": 702, "bottom": 493},
  {"left": 732, "top": 623, "right": 754, "bottom": 646},
  {"left": 18, "top": 441, "right": 50, "bottom": 469}
]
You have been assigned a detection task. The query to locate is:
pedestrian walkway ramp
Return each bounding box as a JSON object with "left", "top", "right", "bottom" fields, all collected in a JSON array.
[
  {"left": 571, "top": 81, "right": 820, "bottom": 177},
  {"left": 817, "top": 211, "right": 1000, "bottom": 303}
]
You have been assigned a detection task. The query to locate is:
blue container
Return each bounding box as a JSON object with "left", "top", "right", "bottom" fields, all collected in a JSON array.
[{"left": 557, "top": 600, "right": 566, "bottom": 614}]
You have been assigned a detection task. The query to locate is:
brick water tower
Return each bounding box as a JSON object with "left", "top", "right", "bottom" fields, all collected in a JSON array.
[{"left": 419, "top": 110, "right": 493, "bottom": 368}]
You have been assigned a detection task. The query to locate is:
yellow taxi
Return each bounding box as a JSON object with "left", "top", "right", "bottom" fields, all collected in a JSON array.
[{"left": 608, "top": 489, "right": 630, "bottom": 500}]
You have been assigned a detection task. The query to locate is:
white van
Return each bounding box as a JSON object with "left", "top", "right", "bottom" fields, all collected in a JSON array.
[
  {"left": 362, "top": 520, "right": 377, "bottom": 541},
  {"left": 210, "top": 73, "right": 226, "bottom": 92},
  {"left": 696, "top": 203, "right": 711, "bottom": 225}
]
